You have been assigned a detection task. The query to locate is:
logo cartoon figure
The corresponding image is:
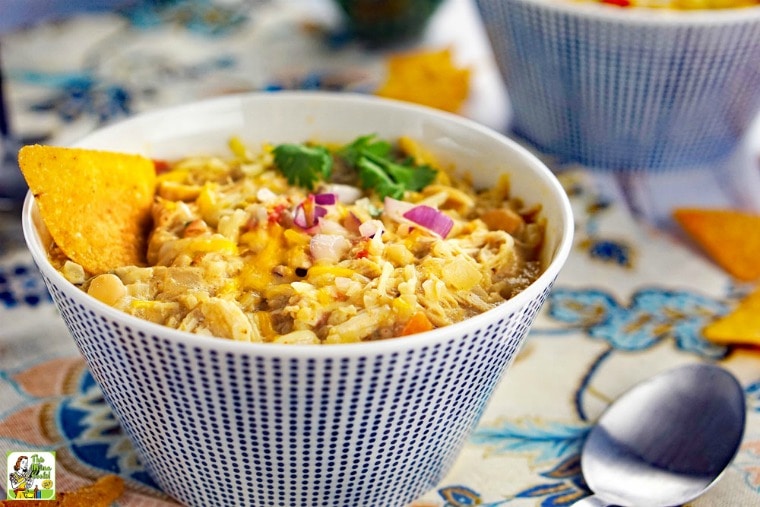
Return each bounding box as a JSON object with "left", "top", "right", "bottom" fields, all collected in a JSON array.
[
  {"left": 6, "top": 451, "right": 56, "bottom": 500},
  {"left": 8, "top": 455, "right": 34, "bottom": 499}
]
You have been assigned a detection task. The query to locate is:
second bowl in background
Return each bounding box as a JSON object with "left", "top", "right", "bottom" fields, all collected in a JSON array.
[{"left": 475, "top": 0, "right": 760, "bottom": 171}]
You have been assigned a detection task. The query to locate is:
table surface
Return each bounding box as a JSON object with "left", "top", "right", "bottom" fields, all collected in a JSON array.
[{"left": 1, "top": 1, "right": 760, "bottom": 506}]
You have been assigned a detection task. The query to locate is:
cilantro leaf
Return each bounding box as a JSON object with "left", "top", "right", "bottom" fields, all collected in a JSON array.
[
  {"left": 356, "top": 157, "right": 405, "bottom": 200},
  {"left": 339, "top": 134, "right": 438, "bottom": 200},
  {"left": 272, "top": 143, "right": 333, "bottom": 190},
  {"left": 362, "top": 152, "right": 437, "bottom": 193},
  {"left": 338, "top": 134, "right": 392, "bottom": 166},
  {"left": 272, "top": 135, "right": 437, "bottom": 199}
]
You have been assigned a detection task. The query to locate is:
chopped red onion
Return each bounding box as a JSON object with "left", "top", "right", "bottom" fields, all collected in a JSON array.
[
  {"left": 293, "top": 200, "right": 328, "bottom": 231},
  {"left": 314, "top": 193, "right": 337, "bottom": 205},
  {"left": 403, "top": 205, "right": 454, "bottom": 238},
  {"left": 322, "top": 184, "right": 363, "bottom": 204}
]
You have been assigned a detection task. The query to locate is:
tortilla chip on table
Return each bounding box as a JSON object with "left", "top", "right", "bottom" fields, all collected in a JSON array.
[
  {"left": 673, "top": 207, "right": 760, "bottom": 282},
  {"left": 375, "top": 47, "right": 471, "bottom": 113},
  {"left": 704, "top": 287, "right": 760, "bottom": 347},
  {"left": 0, "top": 474, "right": 124, "bottom": 507}
]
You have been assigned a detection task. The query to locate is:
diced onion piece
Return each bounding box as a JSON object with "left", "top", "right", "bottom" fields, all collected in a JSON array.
[
  {"left": 314, "top": 192, "right": 337, "bottom": 205},
  {"left": 383, "top": 196, "right": 415, "bottom": 222},
  {"left": 403, "top": 205, "right": 454, "bottom": 238},
  {"left": 315, "top": 206, "right": 328, "bottom": 219},
  {"left": 321, "top": 184, "right": 363, "bottom": 204},
  {"left": 310, "top": 234, "right": 352, "bottom": 263},
  {"left": 359, "top": 219, "right": 384, "bottom": 238},
  {"left": 344, "top": 212, "right": 362, "bottom": 234},
  {"left": 293, "top": 201, "right": 328, "bottom": 231},
  {"left": 318, "top": 218, "right": 350, "bottom": 236}
]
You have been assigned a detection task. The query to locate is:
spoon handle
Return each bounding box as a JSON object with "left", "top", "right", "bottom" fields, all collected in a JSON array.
[{"left": 571, "top": 495, "right": 610, "bottom": 507}]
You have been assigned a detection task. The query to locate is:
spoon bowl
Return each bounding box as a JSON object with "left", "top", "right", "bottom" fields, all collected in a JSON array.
[{"left": 575, "top": 363, "right": 746, "bottom": 507}]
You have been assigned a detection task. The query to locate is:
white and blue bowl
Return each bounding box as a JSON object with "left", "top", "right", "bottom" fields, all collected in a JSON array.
[
  {"left": 475, "top": 0, "right": 760, "bottom": 171},
  {"left": 22, "top": 92, "right": 574, "bottom": 507}
]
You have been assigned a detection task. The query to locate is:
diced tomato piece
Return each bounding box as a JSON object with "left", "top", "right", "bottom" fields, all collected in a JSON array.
[
  {"left": 153, "top": 159, "right": 172, "bottom": 174},
  {"left": 268, "top": 203, "right": 288, "bottom": 224}
]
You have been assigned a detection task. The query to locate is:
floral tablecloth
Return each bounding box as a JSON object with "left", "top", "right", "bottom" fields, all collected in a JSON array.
[{"left": 2, "top": 1, "right": 760, "bottom": 506}]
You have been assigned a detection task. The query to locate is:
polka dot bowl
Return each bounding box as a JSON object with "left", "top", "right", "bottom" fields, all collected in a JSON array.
[
  {"left": 475, "top": 0, "right": 760, "bottom": 171},
  {"left": 21, "top": 92, "right": 573, "bottom": 507}
]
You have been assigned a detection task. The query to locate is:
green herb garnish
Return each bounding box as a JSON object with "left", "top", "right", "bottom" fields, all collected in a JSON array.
[
  {"left": 362, "top": 152, "right": 437, "bottom": 194},
  {"left": 354, "top": 155, "right": 405, "bottom": 200},
  {"left": 339, "top": 134, "right": 437, "bottom": 200},
  {"left": 272, "top": 134, "right": 437, "bottom": 199},
  {"left": 272, "top": 143, "right": 333, "bottom": 190},
  {"left": 338, "top": 134, "right": 392, "bottom": 166}
]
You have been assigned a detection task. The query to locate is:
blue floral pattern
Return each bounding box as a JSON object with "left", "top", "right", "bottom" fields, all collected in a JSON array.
[
  {"left": 438, "top": 485, "right": 482, "bottom": 506},
  {"left": 125, "top": 0, "right": 255, "bottom": 36},
  {"left": 582, "top": 238, "right": 634, "bottom": 268},
  {"left": 435, "top": 457, "right": 590, "bottom": 507},
  {"left": 24, "top": 72, "right": 133, "bottom": 124},
  {"left": 471, "top": 421, "right": 588, "bottom": 465},
  {"left": 748, "top": 381, "right": 760, "bottom": 413},
  {"left": 512, "top": 456, "right": 589, "bottom": 507},
  {"left": 0, "top": 262, "right": 51, "bottom": 309},
  {"left": 547, "top": 288, "right": 729, "bottom": 358},
  {"left": 59, "top": 370, "right": 159, "bottom": 491},
  {"left": 467, "top": 422, "right": 591, "bottom": 506}
]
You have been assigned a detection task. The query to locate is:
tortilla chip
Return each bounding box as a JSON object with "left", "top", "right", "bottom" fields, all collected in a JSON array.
[
  {"left": 375, "top": 47, "right": 470, "bottom": 113},
  {"left": 18, "top": 145, "right": 156, "bottom": 276},
  {"left": 0, "top": 475, "right": 124, "bottom": 507},
  {"left": 704, "top": 288, "right": 760, "bottom": 346},
  {"left": 673, "top": 208, "right": 760, "bottom": 282}
]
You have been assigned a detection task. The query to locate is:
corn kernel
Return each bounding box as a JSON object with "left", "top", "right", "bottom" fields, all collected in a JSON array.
[{"left": 88, "top": 274, "right": 127, "bottom": 306}]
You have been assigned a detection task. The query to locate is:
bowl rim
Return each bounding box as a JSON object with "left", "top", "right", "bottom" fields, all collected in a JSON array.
[
  {"left": 22, "top": 91, "right": 574, "bottom": 358},
  {"left": 491, "top": 0, "right": 760, "bottom": 26}
]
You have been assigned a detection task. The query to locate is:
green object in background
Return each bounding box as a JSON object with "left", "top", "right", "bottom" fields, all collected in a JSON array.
[{"left": 334, "top": 0, "right": 444, "bottom": 45}]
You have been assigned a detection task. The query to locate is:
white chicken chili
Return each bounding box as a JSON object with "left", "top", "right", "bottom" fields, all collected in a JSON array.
[{"left": 53, "top": 135, "right": 545, "bottom": 344}]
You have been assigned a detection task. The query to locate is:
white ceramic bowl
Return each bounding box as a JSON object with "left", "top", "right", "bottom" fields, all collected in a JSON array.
[
  {"left": 22, "top": 92, "right": 573, "bottom": 507},
  {"left": 475, "top": 0, "right": 760, "bottom": 171}
]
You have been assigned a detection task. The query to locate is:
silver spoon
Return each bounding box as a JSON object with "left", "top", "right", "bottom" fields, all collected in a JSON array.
[{"left": 573, "top": 363, "right": 746, "bottom": 507}]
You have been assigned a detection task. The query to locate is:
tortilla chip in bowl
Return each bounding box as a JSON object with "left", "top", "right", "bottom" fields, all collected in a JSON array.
[{"left": 21, "top": 92, "right": 573, "bottom": 507}]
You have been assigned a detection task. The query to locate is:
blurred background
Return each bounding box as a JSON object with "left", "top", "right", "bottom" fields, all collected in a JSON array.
[
  {"left": 0, "top": 0, "right": 511, "bottom": 209},
  {"left": 1, "top": 0, "right": 759, "bottom": 220}
]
